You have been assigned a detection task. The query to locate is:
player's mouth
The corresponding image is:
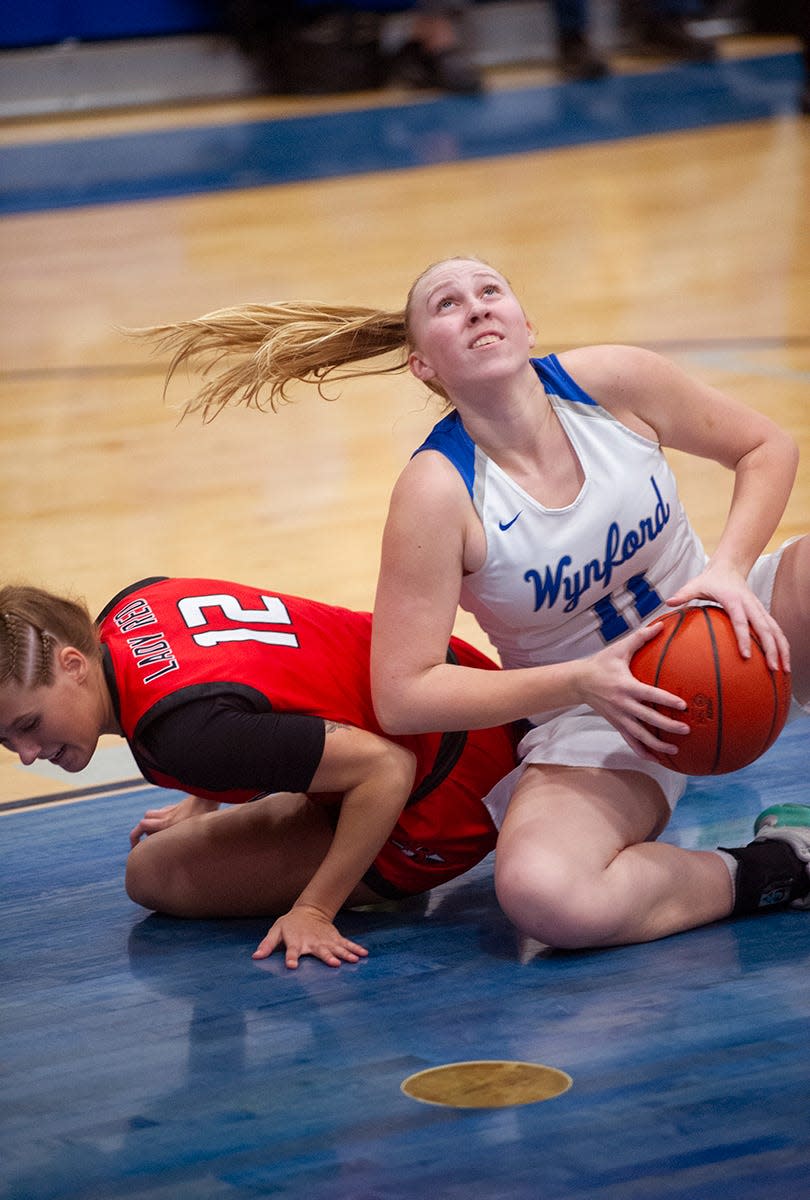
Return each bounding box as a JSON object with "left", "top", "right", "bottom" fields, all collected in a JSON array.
[
  {"left": 470, "top": 332, "right": 502, "bottom": 350},
  {"left": 49, "top": 745, "right": 67, "bottom": 766}
]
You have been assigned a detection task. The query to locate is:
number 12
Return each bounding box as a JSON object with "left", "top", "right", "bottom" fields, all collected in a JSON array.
[{"left": 177, "top": 593, "right": 299, "bottom": 648}]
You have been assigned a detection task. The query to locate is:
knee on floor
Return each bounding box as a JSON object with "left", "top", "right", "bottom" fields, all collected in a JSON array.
[
  {"left": 494, "top": 850, "right": 616, "bottom": 950},
  {"left": 125, "top": 840, "right": 179, "bottom": 914}
]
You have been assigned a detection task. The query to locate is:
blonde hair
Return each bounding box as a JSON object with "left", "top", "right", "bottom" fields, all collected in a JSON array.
[
  {"left": 0, "top": 587, "right": 99, "bottom": 688},
  {"left": 129, "top": 258, "right": 491, "bottom": 421},
  {"left": 133, "top": 303, "right": 410, "bottom": 421}
]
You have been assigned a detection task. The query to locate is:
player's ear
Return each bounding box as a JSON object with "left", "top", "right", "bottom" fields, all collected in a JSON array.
[
  {"left": 58, "top": 645, "right": 90, "bottom": 683},
  {"left": 408, "top": 350, "right": 437, "bottom": 383}
]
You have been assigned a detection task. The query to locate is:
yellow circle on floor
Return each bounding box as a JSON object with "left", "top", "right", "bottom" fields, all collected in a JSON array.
[{"left": 401, "top": 1060, "right": 572, "bottom": 1108}]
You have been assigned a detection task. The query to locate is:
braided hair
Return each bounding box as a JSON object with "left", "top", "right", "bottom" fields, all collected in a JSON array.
[{"left": 0, "top": 587, "right": 98, "bottom": 688}]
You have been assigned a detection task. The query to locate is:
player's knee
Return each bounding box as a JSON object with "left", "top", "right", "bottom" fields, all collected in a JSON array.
[
  {"left": 494, "top": 850, "right": 611, "bottom": 950},
  {"left": 126, "top": 840, "right": 174, "bottom": 913}
]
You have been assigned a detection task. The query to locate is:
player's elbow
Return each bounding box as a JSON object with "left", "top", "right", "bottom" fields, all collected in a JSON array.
[
  {"left": 757, "top": 424, "right": 799, "bottom": 482},
  {"left": 375, "top": 703, "right": 416, "bottom": 736},
  {"left": 371, "top": 664, "right": 420, "bottom": 735},
  {"left": 784, "top": 430, "right": 800, "bottom": 478},
  {"left": 374, "top": 687, "right": 422, "bottom": 736}
]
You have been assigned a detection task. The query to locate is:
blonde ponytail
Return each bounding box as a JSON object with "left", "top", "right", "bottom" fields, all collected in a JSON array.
[
  {"left": 129, "top": 258, "right": 495, "bottom": 418},
  {"left": 131, "top": 302, "right": 410, "bottom": 421}
]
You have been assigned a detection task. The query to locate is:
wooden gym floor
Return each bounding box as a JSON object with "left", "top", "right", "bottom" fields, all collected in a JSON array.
[{"left": 0, "top": 33, "right": 809, "bottom": 1199}]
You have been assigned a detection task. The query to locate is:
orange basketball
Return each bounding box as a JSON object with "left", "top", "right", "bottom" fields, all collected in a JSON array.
[{"left": 630, "top": 605, "right": 791, "bottom": 775}]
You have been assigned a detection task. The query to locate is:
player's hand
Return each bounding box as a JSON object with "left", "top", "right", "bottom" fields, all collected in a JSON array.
[
  {"left": 576, "top": 622, "right": 690, "bottom": 759},
  {"left": 129, "top": 795, "right": 219, "bottom": 847},
  {"left": 666, "top": 564, "right": 790, "bottom": 673},
  {"left": 252, "top": 903, "right": 369, "bottom": 969}
]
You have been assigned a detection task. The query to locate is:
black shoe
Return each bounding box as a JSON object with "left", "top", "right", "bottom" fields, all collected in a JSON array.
[
  {"left": 634, "top": 17, "right": 717, "bottom": 62},
  {"left": 559, "top": 32, "right": 610, "bottom": 81},
  {"left": 387, "top": 40, "right": 483, "bottom": 95},
  {"left": 753, "top": 805, "right": 810, "bottom": 909}
]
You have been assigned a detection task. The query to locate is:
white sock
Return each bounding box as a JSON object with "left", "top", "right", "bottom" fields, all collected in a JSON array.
[{"left": 713, "top": 848, "right": 740, "bottom": 905}]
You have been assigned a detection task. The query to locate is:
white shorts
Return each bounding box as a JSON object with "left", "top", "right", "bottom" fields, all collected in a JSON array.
[{"left": 482, "top": 537, "right": 804, "bottom": 830}]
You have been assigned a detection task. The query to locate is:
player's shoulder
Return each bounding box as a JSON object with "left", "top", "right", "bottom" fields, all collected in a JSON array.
[
  {"left": 556, "top": 344, "right": 674, "bottom": 435},
  {"left": 556, "top": 343, "right": 662, "bottom": 383},
  {"left": 394, "top": 445, "right": 473, "bottom": 515}
]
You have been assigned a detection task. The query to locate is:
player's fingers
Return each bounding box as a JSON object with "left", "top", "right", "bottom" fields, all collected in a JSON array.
[
  {"left": 623, "top": 621, "right": 666, "bottom": 656},
  {"left": 311, "top": 938, "right": 367, "bottom": 966},
  {"left": 281, "top": 943, "right": 344, "bottom": 969},
  {"left": 726, "top": 595, "right": 789, "bottom": 673},
  {"left": 306, "top": 940, "right": 368, "bottom": 968},
  {"left": 252, "top": 929, "right": 283, "bottom": 961},
  {"left": 328, "top": 943, "right": 366, "bottom": 963},
  {"left": 626, "top": 725, "right": 677, "bottom": 755},
  {"left": 339, "top": 939, "right": 369, "bottom": 958},
  {"left": 751, "top": 612, "right": 790, "bottom": 674},
  {"left": 640, "top": 689, "right": 689, "bottom": 723},
  {"left": 128, "top": 818, "right": 162, "bottom": 846},
  {"left": 638, "top": 712, "right": 688, "bottom": 738},
  {"left": 619, "top": 730, "right": 667, "bottom": 761},
  {"left": 723, "top": 603, "right": 753, "bottom": 661},
  {"left": 773, "top": 625, "right": 791, "bottom": 674}
]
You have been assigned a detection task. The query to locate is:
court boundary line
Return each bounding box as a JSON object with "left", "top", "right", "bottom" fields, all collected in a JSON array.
[{"left": 0, "top": 777, "right": 147, "bottom": 815}]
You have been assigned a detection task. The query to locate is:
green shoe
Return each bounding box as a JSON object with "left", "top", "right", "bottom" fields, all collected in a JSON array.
[{"left": 755, "top": 804, "right": 810, "bottom": 835}]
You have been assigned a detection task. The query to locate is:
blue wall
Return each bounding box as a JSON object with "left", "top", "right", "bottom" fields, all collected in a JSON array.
[
  {"left": 0, "top": 1, "right": 222, "bottom": 48},
  {"left": 0, "top": 1, "right": 421, "bottom": 50}
]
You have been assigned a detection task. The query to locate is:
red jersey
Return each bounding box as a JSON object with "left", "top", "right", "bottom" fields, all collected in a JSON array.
[{"left": 97, "top": 576, "right": 498, "bottom": 805}]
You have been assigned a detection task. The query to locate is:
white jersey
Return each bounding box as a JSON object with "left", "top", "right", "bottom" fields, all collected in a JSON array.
[
  {"left": 413, "top": 356, "right": 795, "bottom": 821},
  {"left": 415, "top": 354, "right": 707, "bottom": 678}
]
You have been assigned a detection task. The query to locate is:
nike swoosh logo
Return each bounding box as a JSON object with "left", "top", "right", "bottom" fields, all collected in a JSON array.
[{"left": 498, "top": 512, "right": 522, "bottom": 531}]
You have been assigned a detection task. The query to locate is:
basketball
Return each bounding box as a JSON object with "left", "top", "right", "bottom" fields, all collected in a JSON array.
[{"left": 630, "top": 605, "right": 791, "bottom": 775}]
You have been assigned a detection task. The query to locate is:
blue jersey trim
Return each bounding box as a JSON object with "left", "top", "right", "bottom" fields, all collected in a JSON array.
[
  {"left": 412, "top": 354, "right": 596, "bottom": 498},
  {"left": 533, "top": 354, "right": 597, "bottom": 406},
  {"left": 413, "top": 411, "right": 476, "bottom": 499}
]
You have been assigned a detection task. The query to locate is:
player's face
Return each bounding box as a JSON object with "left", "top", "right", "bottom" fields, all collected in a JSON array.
[
  {"left": 0, "top": 648, "right": 102, "bottom": 774},
  {"left": 406, "top": 260, "right": 534, "bottom": 394}
]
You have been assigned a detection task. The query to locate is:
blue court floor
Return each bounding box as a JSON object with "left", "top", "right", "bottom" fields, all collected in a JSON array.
[{"left": 2, "top": 719, "right": 809, "bottom": 1200}]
